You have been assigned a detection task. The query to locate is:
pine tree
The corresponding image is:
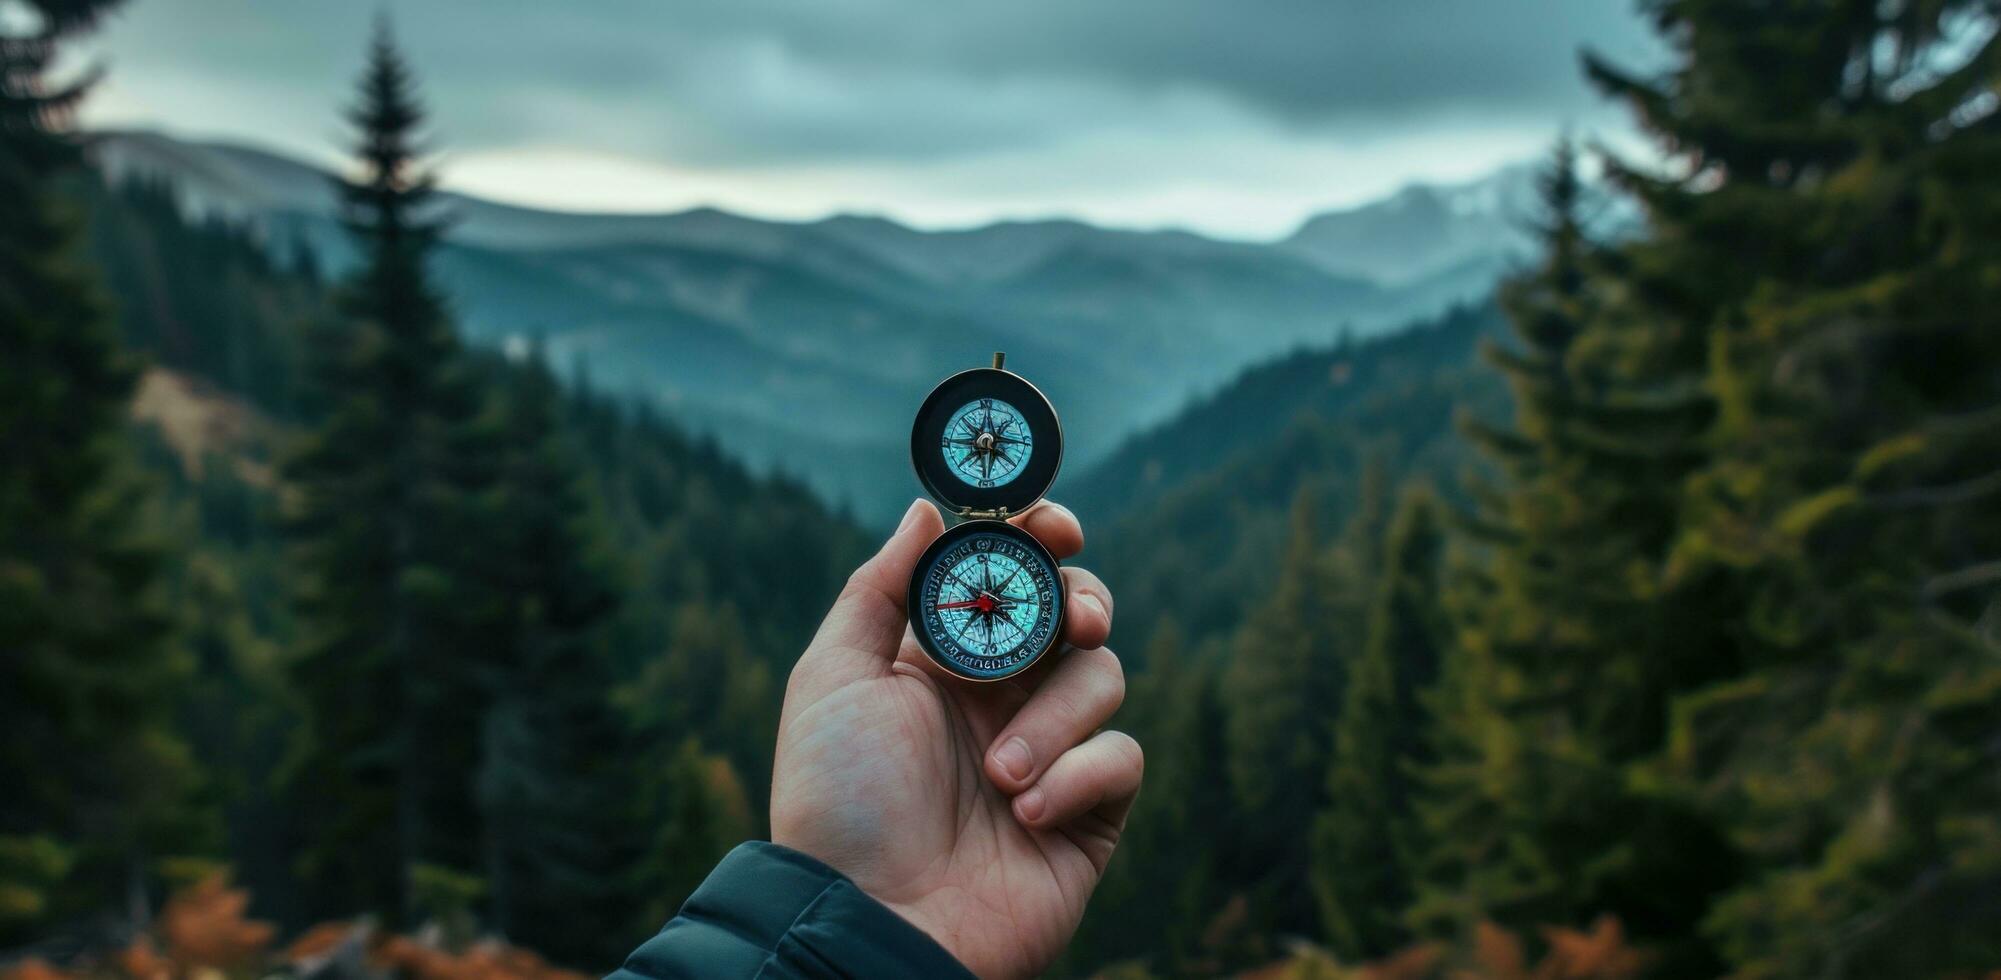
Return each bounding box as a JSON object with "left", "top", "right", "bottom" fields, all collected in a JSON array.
[
  {"left": 1312, "top": 487, "right": 1446, "bottom": 960},
  {"left": 1222, "top": 468, "right": 1384, "bottom": 949},
  {"left": 1070, "top": 619, "right": 1234, "bottom": 975},
  {"left": 469, "top": 341, "right": 625, "bottom": 964},
  {"left": 625, "top": 738, "right": 752, "bottom": 942},
  {"left": 282, "top": 18, "right": 489, "bottom": 923},
  {"left": 0, "top": 0, "right": 200, "bottom": 939},
  {"left": 1414, "top": 140, "right": 1734, "bottom": 967},
  {"left": 1585, "top": 2, "right": 2001, "bottom": 974}
]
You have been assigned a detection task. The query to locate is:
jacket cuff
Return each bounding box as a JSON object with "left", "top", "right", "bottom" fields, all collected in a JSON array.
[{"left": 611, "top": 841, "right": 973, "bottom": 980}]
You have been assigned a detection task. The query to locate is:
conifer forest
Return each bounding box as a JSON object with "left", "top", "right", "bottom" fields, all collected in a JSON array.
[{"left": 4, "top": 1, "right": 1999, "bottom": 977}]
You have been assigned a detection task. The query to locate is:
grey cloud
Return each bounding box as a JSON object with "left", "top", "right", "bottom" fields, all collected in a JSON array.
[{"left": 87, "top": 0, "right": 1658, "bottom": 168}]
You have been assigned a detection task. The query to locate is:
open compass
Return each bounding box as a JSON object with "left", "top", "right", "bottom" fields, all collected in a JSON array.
[{"left": 908, "top": 353, "right": 1066, "bottom": 681}]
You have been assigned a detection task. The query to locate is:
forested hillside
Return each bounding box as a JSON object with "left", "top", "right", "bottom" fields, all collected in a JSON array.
[
  {"left": 7, "top": 21, "right": 862, "bottom": 970},
  {"left": 1071, "top": 303, "right": 1505, "bottom": 657},
  {"left": 6, "top": 1, "right": 1999, "bottom": 978},
  {"left": 1060, "top": 3, "right": 2001, "bottom": 975}
]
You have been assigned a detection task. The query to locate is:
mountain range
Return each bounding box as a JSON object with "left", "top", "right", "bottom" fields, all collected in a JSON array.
[{"left": 88, "top": 128, "right": 1537, "bottom": 524}]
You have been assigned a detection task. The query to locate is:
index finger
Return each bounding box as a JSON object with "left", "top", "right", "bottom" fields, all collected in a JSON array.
[{"left": 1009, "top": 500, "right": 1083, "bottom": 559}]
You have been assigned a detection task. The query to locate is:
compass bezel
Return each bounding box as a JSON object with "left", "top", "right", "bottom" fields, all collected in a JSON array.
[
  {"left": 907, "top": 518, "right": 1067, "bottom": 682},
  {"left": 911, "top": 366, "right": 1062, "bottom": 517}
]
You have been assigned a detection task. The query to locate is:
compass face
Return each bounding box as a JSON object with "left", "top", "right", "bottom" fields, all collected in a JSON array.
[
  {"left": 911, "top": 366, "right": 1062, "bottom": 516},
  {"left": 911, "top": 522, "right": 1064, "bottom": 680},
  {"left": 940, "top": 398, "right": 1034, "bottom": 489}
]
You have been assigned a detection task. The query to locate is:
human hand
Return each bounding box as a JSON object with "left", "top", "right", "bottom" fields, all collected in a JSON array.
[{"left": 771, "top": 498, "right": 1139, "bottom": 979}]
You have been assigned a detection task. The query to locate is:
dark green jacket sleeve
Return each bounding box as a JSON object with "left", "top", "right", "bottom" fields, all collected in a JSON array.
[{"left": 607, "top": 842, "right": 974, "bottom": 980}]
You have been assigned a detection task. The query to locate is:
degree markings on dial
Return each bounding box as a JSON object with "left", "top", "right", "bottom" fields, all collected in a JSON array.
[{"left": 924, "top": 542, "right": 1050, "bottom": 663}]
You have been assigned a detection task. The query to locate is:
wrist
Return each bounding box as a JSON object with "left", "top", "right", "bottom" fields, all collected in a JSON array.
[
  {"left": 767, "top": 834, "right": 969, "bottom": 973},
  {"left": 725, "top": 842, "right": 973, "bottom": 978}
]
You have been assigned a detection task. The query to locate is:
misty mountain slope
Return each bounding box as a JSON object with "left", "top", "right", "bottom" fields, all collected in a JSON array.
[
  {"left": 1282, "top": 164, "right": 1540, "bottom": 283},
  {"left": 989, "top": 237, "right": 1380, "bottom": 333},
  {"left": 90, "top": 128, "right": 1534, "bottom": 525},
  {"left": 1071, "top": 303, "right": 1509, "bottom": 655},
  {"left": 812, "top": 214, "right": 1108, "bottom": 285},
  {"left": 91, "top": 130, "right": 935, "bottom": 299},
  {"left": 1069, "top": 302, "right": 1503, "bottom": 523}
]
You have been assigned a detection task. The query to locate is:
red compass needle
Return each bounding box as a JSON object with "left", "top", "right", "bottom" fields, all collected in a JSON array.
[{"left": 936, "top": 594, "right": 1006, "bottom": 613}]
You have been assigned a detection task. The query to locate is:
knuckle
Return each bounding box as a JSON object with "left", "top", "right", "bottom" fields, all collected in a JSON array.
[
  {"left": 1042, "top": 685, "right": 1090, "bottom": 730},
  {"left": 1070, "top": 568, "right": 1112, "bottom": 615},
  {"left": 840, "top": 563, "right": 882, "bottom": 599},
  {"left": 837, "top": 570, "right": 900, "bottom": 623},
  {"left": 1105, "top": 730, "right": 1144, "bottom": 778},
  {"left": 1085, "top": 647, "right": 1126, "bottom": 709}
]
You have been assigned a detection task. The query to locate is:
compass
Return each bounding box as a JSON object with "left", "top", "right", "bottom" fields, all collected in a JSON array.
[
  {"left": 908, "top": 353, "right": 1066, "bottom": 681},
  {"left": 911, "top": 522, "right": 1063, "bottom": 680}
]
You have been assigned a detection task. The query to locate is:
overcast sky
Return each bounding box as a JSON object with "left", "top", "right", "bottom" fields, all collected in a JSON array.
[{"left": 73, "top": 0, "right": 1664, "bottom": 239}]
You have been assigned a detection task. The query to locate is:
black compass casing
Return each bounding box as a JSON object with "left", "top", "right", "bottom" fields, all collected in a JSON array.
[
  {"left": 906, "top": 354, "right": 1068, "bottom": 682},
  {"left": 910, "top": 362, "right": 1062, "bottom": 516},
  {"left": 909, "top": 521, "right": 1066, "bottom": 681}
]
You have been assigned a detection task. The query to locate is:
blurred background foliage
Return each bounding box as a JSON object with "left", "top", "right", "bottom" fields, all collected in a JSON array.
[{"left": 4, "top": 0, "right": 2000, "bottom": 977}]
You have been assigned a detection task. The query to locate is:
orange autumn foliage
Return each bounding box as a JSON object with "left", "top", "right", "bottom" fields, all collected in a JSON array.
[
  {"left": 282, "top": 921, "right": 359, "bottom": 964},
  {"left": 1529, "top": 917, "right": 1647, "bottom": 980},
  {"left": 0, "top": 960, "right": 75, "bottom": 980},
  {"left": 0, "top": 874, "right": 591, "bottom": 980},
  {"left": 1357, "top": 943, "right": 1444, "bottom": 980},
  {"left": 110, "top": 939, "right": 170, "bottom": 980},
  {"left": 157, "top": 875, "right": 275, "bottom": 971},
  {"left": 1242, "top": 916, "right": 1649, "bottom": 980}
]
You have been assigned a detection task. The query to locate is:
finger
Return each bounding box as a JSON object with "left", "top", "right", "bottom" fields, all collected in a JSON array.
[
  {"left": 985, "top": 646, "right": 1124, "bottom": 793},
  {"left": 1011, "top": 729, "right": 1144, "bottom": 838},
  {"left": 796, "top": 499, "right": 942, "bottom": 687},
  {"left": 1008, "top": 500, "right": 1083, "bottom": 560},
  {"left": 1060, "top": 567, "right": 1113, "bottom": 651}
]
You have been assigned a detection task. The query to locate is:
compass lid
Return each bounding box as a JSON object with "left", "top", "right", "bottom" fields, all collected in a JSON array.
[{"left": 911, "top": 352, "right": 1063, "bottom": 518}]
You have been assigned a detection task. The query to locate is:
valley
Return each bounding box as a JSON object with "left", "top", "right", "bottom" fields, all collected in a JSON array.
[{"left": 91, "top": 128, "right": 1536, "bottom": 523}]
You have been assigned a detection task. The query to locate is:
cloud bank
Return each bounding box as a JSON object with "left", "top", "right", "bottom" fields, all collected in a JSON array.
[{"left": 75, "top": 0, "right": 1663, "bottom": 237}]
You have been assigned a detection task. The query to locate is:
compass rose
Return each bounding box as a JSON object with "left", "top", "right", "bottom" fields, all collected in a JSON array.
[
  {"left": 912, "top": 524, "right": 1062, "bottom": 679},
  {"left": 941, "top": 397, "right": 1033, "bottom": 489}
]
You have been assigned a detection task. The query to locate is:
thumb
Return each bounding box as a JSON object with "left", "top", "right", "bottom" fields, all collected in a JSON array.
[{"left": 796, "top": 498, "right": 942, "bottom": 688}]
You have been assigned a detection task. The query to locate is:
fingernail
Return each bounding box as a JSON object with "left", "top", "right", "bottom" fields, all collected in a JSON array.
[
  {"left": 895, "top": 498, "right": 927, "bottom": 535},
  {"left": 1014, "top": 787, "right": 1045, "bottom": 823},
  {"left": 1075, "top": 592, "right": 1105, "bottom": 622},
  {"left": 994, "top": 737, "right": 1033, "bottom": 781}
]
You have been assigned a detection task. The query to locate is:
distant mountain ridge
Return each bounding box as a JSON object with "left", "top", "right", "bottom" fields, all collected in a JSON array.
[
  {"left": 1281, "top": 164, "right": 1541, "bottom": 284},
  {"left": 88, "top": 128, "right": 1538, "bottom": 524}
]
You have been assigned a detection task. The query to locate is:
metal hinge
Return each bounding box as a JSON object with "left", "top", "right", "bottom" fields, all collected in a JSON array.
[{"left": 957, "top": 506, "right": 1012, "bottom": 521}]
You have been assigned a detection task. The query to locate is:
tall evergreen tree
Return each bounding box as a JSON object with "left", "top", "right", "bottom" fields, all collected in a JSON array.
[
  {"left": 469, "top": 341, "right": 624, "bottom": 964},
  {"left": 0, "top": 0, "right": 201, "bottom": 939},
  {"left": 1585, "top": 1, "right": 2001, "bottom": 974},
  {"left": 1069, "top": 620, "right": 1234, "bottom": 976},
  {"left": 282, "top": 19, "right": 489, "bottom": 923},
  {"left": 1222, "top": 467, "right": 1385, "bottom": 950},
  {"left": 1312, "top": 487, "right": 1447, "bottom": 960},
  {"left": 1415, "top": 139, "right": 1734, "bottom": 968}
]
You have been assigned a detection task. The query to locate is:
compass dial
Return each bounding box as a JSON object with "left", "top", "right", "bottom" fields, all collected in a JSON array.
[
  {"left": 940, "top": 398, "right": 1034, "bottom": 489},
  {"left": 912, "top": 522, "right": 1064, "bottom": 680},
  {"left": 911, "top": 364, "right": 1062, "bottom": 517}
]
